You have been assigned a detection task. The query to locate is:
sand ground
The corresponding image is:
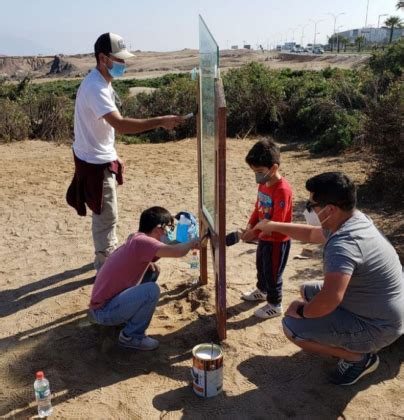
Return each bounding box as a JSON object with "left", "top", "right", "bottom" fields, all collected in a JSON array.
[{"left": 0, "top": 139, "right": 403, "bottom": 419}]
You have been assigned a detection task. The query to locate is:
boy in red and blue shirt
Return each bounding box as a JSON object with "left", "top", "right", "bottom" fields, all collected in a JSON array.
[{"left": 241, "top": 138, "right": 293, "bottom": 319}]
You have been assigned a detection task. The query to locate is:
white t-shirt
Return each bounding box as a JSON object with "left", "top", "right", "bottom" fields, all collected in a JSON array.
[{"left": 73, "top": 69, "right": 118, "bottom": 164}]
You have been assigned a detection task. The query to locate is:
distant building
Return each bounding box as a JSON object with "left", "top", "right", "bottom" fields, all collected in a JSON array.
[
  {"left": 243, "top": 44, "right": 251, "bottom": 49},
  {"left": 231, "top": 45, "right": 238, "bottom": 49},
  {"left": 282, "top": 42, "right": 296, "bottom": 50},
  {"left": 335, "top": 27, "right": 403, "bottom": 44}
]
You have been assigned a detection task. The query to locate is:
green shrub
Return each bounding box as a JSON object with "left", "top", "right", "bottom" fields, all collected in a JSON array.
[
  {"left": 363, "top": 81, "right": 404, "bottom": 206},
  {"left": 0, "top": 98, "right": 30, "bottom": 141},
  {"left": 310, "top": 110, "right": 366, "bottom": 153},
  {"left": 122, "top": 77, "right": 197, "bottom": 142},
  {"left": 223, "top": 62, "right": 284, "bottom": 136},
  {"left": 24, "top": 94, "right": 74, "bottom": 141},
  {"left": 369, "top": 41, "right": 404, "bottom": 78}
]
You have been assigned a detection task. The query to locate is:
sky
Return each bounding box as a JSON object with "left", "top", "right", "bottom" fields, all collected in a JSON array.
[{"left": 1, "top": 0, "right": 403, "bottom": 56}]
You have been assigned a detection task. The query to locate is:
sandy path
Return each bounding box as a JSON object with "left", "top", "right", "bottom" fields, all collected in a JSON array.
[{"left": 0, "top": 139, "right": 402, "bottom": 418}]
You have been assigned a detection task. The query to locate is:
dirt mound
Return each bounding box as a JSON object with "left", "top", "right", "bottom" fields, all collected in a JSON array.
[{"left": 277, "top": 52, "right": 370, "bottom": 69}]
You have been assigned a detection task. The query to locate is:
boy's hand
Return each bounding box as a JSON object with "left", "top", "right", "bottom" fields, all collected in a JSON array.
[
  {"left": 253, "top": 220, "right": 273, "bottom": 235},
  {"left": 240, "top": 228, "right": 257, "bottom": 242}
]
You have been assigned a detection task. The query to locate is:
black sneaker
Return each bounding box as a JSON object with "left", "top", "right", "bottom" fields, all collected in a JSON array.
[{"left": 329, "top": 353, "right": 380, "bottom": 386}]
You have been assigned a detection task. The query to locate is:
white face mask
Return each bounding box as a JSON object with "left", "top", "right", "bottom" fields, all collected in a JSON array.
[
  {"left": 304, "top": 206, "right": 331, "bottom": 227},
  {"left": 303, "top": 209, "right": 321, "bottom": 226}
]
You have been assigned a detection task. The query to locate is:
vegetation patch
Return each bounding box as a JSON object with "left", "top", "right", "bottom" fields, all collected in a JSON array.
[{"left": 0, "top": 43, "right": 402, "bottom": 205}]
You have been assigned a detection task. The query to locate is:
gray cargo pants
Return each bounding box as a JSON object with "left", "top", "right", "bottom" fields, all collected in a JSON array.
[{"left": 92, "top": 168, "right": 118, "bottom": 271}]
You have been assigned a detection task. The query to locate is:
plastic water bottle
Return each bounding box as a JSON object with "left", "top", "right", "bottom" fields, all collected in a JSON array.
[
  {"left": 189, "top": 250, "right": 200, "bottom": 284},
  {"left": 34, "top": 371, "right": 53, "bottom": 418},
  {"left": 176, "top": 215, "right": 191, "bottom": 243}
]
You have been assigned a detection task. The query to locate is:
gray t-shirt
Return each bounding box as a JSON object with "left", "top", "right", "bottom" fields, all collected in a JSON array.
[{"left": 323, "top": 210, "right": 404, "bottom": 333}]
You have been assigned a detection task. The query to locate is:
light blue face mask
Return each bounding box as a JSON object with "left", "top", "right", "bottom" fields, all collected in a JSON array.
[
  {"left": 160, "top": 226, "right": 175, "bottom": 244},
  {"left": 106, "top": 57, "right": 126, "bottom": 78}
]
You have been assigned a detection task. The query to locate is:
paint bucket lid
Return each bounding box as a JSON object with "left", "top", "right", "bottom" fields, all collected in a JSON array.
[{"left": 192, "top": 343, "right": 222, "bottom": 361}]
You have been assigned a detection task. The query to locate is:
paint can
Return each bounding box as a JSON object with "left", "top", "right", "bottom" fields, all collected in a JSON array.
[{"left": 191, "top": 343, "right": 223, "bottom": 397}]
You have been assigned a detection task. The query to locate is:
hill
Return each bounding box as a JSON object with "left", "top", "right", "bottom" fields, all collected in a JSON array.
[{"left": 0, "top": 49, "right": 370, "bottom": 81}]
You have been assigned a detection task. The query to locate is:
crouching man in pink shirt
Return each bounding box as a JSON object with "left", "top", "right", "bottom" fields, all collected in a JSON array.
[{"left": 89, "top": 206, "right": 199, "bottom": 351}]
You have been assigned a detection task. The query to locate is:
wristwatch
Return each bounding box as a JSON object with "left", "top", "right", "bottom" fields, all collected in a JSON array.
[{"left": 296, "top": 304, "right": 306, "bottom": 318}]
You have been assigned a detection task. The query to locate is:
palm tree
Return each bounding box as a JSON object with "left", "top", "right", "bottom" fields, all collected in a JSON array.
[
  {"left": 396, "top": 2, "right": 404, "bottom": 10},
  {"left": 339, "top": 36, "right": 349, "bottom": 53},
  {"left": 355, "top": 36, "right": 366, "bottom": 52},
  {"left": 385, "top": 16, "right": 403, "bottom": 43}
]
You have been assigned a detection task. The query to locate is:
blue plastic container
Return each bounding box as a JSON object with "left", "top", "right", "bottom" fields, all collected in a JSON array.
[{"left": 176, "top": 223, "right": 189, "bottom": 243}]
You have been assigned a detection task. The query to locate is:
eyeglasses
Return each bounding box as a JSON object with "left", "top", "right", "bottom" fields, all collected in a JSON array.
[
  {"left": 305, "top": 200, "right": 320, "bottom": 212},
  {"left": 158, "top": 223, "right": 175, "bottom": 232}
]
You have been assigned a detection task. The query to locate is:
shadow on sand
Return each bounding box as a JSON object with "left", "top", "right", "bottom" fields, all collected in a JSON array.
[
  {"left": 153, "top": 336, "right": 404, "bottom": 419},
  {"left": 0, "top": 263, "right": 94, "bottom": 318}
]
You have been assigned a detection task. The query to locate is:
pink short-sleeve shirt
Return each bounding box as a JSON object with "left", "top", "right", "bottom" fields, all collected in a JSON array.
[{"left": 90, "top": 232, "right": 164, "bottom": 309}]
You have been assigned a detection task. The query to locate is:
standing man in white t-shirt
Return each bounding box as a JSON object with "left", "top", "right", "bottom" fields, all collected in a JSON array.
[{"left": 67, "top": 32, "right": 184, "bottom": 271}]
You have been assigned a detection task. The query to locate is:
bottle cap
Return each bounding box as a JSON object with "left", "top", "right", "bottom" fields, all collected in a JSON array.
[{"left": 36, "top": 371, "right": 44, "bottom": 380}]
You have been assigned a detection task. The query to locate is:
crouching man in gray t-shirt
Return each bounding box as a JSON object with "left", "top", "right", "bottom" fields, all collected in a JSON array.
[{"left": 254, "top": 172, "right": 404, "bottom": 386}]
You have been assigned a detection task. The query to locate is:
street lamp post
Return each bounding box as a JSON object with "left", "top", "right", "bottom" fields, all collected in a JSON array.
[
  {"left": 310, "top": 19, "right": 323, "bottom": 51},
  {"left": 290, "top": 27, "right": 297, "bottom": 42},
  {"left": 327, "top": 12, "right": 345, "bottom": 52},
  {"left": 299, "top": 24, "right": 309, "bottom": 48},
  {"left": 365, "top": 0, "right": 370, "bottom": 28},
  {"left": 336, "top": 25, "right": 344, "bottom": 52},
  {"left": 377, "top": 13, "right": 388, "bottom": 28}
]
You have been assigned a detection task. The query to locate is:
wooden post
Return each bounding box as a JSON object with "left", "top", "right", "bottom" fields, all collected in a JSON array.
[
  {"left": 196, "top": 75, "right": 227, "bottom": 340},
  {"left": 215, "top": 78, "right": 226, "bottom": 340},
  {"left": 196, "top": 77, "right": 208, "bottom": 286}
]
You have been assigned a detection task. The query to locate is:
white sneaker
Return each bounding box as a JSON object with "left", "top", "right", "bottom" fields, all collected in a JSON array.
[
  {"left": 254, "top": 303, "right": 283, "bottom": 319},
  {"left": 118, "top": 331, "right": 159, "bottom": 351},
  {"left": 241, "top": 288, "right": 267, "bottom": 302}
]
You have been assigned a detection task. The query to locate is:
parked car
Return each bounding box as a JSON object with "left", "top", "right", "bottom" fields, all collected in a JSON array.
[{"left": 313, "top": 47, "right": 324, "bottom": 54}]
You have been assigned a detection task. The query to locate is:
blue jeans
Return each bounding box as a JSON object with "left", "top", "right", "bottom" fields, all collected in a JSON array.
[{"left": 91, "top": 282, "right": 160, "bottom": 339}]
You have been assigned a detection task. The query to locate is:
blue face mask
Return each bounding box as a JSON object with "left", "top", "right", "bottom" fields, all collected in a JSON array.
[
  {"left": 160, "top": 226, "right": 175, "bottom": 244},
  {"left": 106, "top": 57, "right": 126, "bottom": 78}
]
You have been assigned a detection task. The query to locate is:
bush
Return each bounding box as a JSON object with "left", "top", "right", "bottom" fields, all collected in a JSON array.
[
  {"left": 0, "top": 98, "right": 30, "bottom": 141},
  {"left": 223, "top": 62, "right": 284, "bottom": 136},
  {"left": 310, "top": 109, "right": 366, "bottom": 153},
  {"left": 23, "top": 94, "right": 74, "bottom": 141},
  {"left": 363, "top": 81, "right": 404, "bottom": 206},
  {"left": 122, "top": 77, "right": 197, "bottom": 142},
  {"left": 369, "top": 41, "right": 404, "bottom": 78}
]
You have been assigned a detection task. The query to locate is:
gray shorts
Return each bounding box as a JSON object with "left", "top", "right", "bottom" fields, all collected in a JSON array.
[{"left": 283, "top": 281, "right": 399, "bottom": 353}]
